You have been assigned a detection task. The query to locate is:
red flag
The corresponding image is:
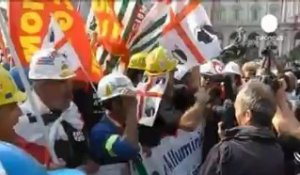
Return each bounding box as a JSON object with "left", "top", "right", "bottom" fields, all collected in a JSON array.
[{"left": 9, "top": 0, "right": 101, "bottom": 82}]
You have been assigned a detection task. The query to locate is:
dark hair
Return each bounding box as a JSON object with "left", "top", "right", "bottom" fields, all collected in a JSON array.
[{"left": 127, "top": 69, "right": 144, "bottom": 86}]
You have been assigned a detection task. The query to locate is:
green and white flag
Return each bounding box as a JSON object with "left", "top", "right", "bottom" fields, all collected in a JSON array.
[
  {"left": 87, "top": 0, "right": 153, "bottom": 72},
  {"left": 129, "top": 1, "right": 168, "bottom": 55}
]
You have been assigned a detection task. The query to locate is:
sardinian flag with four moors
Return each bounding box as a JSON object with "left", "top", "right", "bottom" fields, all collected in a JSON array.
[{"left": 137, "top": 74, "right": 169, "bottom": 127}]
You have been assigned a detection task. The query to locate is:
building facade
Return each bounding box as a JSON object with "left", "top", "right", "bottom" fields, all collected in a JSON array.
[{"left": 202, "top": 0, "right": 300, "bottom": 58}]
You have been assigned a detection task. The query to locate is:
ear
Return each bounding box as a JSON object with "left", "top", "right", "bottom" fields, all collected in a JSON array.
[{"left": 244, "top": 109, "right": 252, "bottom": 125}]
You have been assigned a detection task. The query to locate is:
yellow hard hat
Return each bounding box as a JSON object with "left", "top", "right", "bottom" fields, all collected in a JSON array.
[
  {"left": 0, "top": 65, "right": 26, "bottom": 106},
  {"left": 128, "top": 52, "right": 147, "bottom": 70},
  {"left": 145, "top": 46, "right": 177, "bottom": 75}
]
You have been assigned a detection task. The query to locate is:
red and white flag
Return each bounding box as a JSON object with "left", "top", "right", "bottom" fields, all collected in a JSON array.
[
  {"left": 160, "top": 0, "right": 221, "bottom": 77},
  {"left": 137, "top": 74, "right": 169, "bottom": 127},
  {"left": 42, "top": 16, "right": 80, "bottom": 72}
]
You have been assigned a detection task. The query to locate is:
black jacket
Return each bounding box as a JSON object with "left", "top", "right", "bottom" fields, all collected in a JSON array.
[{"left": 200, "top": 126, "right": 284, "bottom": 175}]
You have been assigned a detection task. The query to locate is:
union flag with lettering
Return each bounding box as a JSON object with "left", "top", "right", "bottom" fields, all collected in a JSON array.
[
  {"left": 9, "top": 0, "right": 101, "bottom": 82},
  {"left": 91, "top": 0, "right": 129, "bottom": 65},
  {"left": 89, "top": 0, "right": 152, "bottom": 73}
]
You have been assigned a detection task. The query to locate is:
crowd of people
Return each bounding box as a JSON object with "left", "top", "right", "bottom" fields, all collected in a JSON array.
[{"left": 1, "top": 45, "right": 300, "bottom": 175}]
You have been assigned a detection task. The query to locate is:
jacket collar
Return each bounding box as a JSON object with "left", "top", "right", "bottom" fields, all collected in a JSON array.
[{"left": 224, "top": 125, "right": 276, "bottom": 141}]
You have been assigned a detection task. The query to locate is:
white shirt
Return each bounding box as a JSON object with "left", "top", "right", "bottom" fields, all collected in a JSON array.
[{"left": 14, "top": 90, "right": 84, "bottom": 149}]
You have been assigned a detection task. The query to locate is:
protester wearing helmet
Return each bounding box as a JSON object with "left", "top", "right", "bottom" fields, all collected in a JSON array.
[
  {"left": 0, "top": 65, "right": 25, "bottom": 143},
  {"left": 138, "top": 46, "right": 209, "bottom": 149},
  {"left": 0, "top": 65, "right": 85, "bottom": 175},
  {"left": 89, "top": 73, "right": 139, "bottom": 175},
  {"left": 222, "top": 61, "right": 242, "bottom": 97},
  {"left": 13, "top": 48, "right": 87, "bottom": 168},
  {"left": 127, "top": 52, "right": 147, "bottom": 86}
]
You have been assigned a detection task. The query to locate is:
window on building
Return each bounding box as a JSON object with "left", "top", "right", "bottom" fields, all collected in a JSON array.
[
  {"left": 269, "top": 4, "right": 279, "bottom": 17},
  {"left": 246, "top": 32, "right": 260, "bottom": 59},
  {"left": 295, "top": 32, "right": 300, "bottom": 47},
  {"left": 251, "top": 5, "right": 261, "bottom": 21},
  {"left": 214, "top": 5, "right": 225, "bottom": 21},
  {"left": 234, "top": 7, "right": 241, "bottom": 21}
]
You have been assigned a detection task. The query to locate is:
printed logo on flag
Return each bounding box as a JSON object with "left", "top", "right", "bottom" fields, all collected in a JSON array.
[
  {"left": 137, "top": 74, "right": 169, "bottom": 127},
  {"left": 195, "top": 25, "right": 218, "bottom": 44},
  {"left": 171, "top": 45, "right": 187, "bottom": 65}
]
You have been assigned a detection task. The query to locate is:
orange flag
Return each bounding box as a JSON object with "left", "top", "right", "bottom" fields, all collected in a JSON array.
[
  {"left": 92, "top": 0, "right": 129, "bottom": 65},
  {"left": 9, "top": 0, "right": 101, "bottom": 82}
]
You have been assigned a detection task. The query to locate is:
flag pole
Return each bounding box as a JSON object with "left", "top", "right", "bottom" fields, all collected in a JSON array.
[
  {"left": 76, "top": 0, "right": 81, "bottom": 12},
  {"left": 0, "top": 11, "right": 60, "bottom": 164}
]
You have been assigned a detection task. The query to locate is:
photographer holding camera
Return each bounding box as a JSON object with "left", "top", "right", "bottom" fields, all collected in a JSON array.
[{"left": 200, "top": 80, "right": 284, "bottom": 175}]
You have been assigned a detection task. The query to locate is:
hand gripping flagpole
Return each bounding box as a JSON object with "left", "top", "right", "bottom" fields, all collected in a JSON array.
[{"left": 0, "top": 12, "right": 60, "bottom": 164}]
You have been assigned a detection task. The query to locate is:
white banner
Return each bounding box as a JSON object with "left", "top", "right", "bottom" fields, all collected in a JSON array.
[
  {"left": 137, "top": 74, "right": 169, "bottom": 127},
  {"left": 132, "top": 125, "right": 205, "bottom": 175},
  {"left": 160, "top": 0, "right": 221, "bottom": 76}
]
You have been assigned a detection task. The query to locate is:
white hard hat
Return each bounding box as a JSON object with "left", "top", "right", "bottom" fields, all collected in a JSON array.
[
  {"left": 97, "top": 73, "right": 135, "bottom": 102},
  {"left": 200, "top": 59, "right": 224, "bottom": 75},
  {"left": 29, "top": 48, "right": 76, "bottom": 80},
  {"left": 222, "top": 61, "right": 241, "bottom": 76}
]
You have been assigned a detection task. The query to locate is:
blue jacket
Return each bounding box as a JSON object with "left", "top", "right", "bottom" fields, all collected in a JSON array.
[{"left": 0, "top": 141, "right": 85, "bottom": 175}]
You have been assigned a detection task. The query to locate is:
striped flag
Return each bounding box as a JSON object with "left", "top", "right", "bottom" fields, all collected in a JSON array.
[
  {"left": 97, "top": 0, "right": 142, "bottom": 72},
  {"left": 129, "top": 1, "right": 168, "bottom": 55},
  {"left": 88, "top": 0, "right": 155, "bottom": 73},
  {"left": 160, "top": 0, "right": 221, "bottom": 73}
]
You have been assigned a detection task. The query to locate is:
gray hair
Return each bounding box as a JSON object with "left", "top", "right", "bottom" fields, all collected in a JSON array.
[{"left": 237, "top": 80, "right": 276, "bottom": 126}]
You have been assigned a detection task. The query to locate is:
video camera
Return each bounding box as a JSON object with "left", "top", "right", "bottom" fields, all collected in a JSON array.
[{"left": 257, "top": 46, "right": 282, "bottom": 92}]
